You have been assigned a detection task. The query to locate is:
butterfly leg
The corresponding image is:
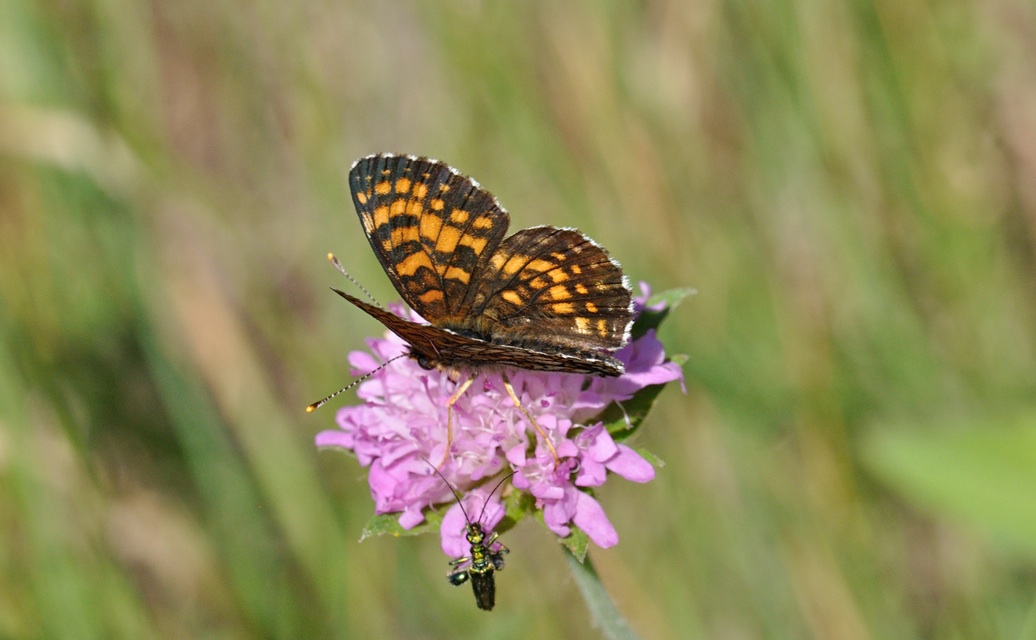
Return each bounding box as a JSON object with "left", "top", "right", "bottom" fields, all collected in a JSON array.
[
  {"left": 501, "top": 373, "right": 559, "bottom": 464},
  {"left": 437, "top": 373, "right": 477, "bottom": 469}
]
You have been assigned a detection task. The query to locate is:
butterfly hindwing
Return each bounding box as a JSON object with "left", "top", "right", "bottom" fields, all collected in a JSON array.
[{"left": 472, "top": 226, "right": 633, "bottom": 352}]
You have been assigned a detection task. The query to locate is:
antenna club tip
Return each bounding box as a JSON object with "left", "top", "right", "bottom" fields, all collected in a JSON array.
[
  {"left": 305, "top": 404, "right": 318, "bottom": 413},
  {"left": 326, "top": 252, "right": 335, "bottom": 261}
]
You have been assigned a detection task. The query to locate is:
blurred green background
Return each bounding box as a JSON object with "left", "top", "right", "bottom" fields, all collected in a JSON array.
[{"left": 3, "top": 0, "right": 1036, "bottom": 638}]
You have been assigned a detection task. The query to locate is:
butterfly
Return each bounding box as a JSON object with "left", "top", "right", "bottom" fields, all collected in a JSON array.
[{"left": 309, "top": 154, "right": 633, "bottom": 462}]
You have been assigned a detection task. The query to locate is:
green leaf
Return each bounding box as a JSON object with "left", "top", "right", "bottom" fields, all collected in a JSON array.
[
  {"left": 862, "top": 413, "right": 1036, "bottom": 557},
  {"left": 631, "top": 287, "right": 696, "bottom": 339}
]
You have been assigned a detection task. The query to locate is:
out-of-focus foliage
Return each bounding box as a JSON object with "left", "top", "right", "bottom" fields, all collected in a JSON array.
[{"left": 2, "top": 1, "right": 1035, "bottom": 638}]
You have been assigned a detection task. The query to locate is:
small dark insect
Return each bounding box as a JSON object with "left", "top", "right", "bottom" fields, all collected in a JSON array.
[
  {"left": 429, "top": 464, "right": 516, "bottom": 611},
  {"left": 447, "top": 519, "right": 509, "bottom": 611}
]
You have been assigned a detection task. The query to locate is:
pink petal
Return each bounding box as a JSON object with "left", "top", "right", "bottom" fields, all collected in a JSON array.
[
  {"left": 315, "top": 430, "right": 352, "bottom": 449},
  {"left": 440, "top": 503, "right": 469, "bottom": 557},
  {"left": 573, "top": 493, "right": 618, "bottom": 548},
  {"left": 606, "top": 445, "right": 655, "bottom": 483},
  {"left": 398, "top": 506, "right": 425, "bottom": 530}
]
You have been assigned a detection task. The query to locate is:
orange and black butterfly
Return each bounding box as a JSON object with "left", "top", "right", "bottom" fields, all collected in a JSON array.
[{"left": 309, "top": 154, "right": 634, "bottom": 460}]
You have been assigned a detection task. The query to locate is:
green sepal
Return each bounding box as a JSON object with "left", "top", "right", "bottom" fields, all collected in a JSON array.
[
  {"left": 668, "top": 353, "right": 689, "bottom": 367},
  {"left": 558, "top": 525, "right": 591, "bottom": 562},
  {"left": 503, "top": 486, "right": 534, "bottom": 520},
  {"left": 364, "top": 480, "right": 534, "bottom": 542},
  {"left": 634, "top": 446, "right": 666, "bottom": 468},
  {"left": 359, "top": 511, "right": 440, "bottom": 541},
  {"left": 518, "top": 492, "right": 592, "bottom": 559},
  {"left": 485, "top": 485, "right": 533, "bottom": 536},
  {"left": 630, "top": 287, "right": 696, "bottom": 340}
]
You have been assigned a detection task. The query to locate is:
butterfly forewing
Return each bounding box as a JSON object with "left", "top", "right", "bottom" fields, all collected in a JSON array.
[{"left": 349, "top": 155, "right": 510, "bottom": 321}]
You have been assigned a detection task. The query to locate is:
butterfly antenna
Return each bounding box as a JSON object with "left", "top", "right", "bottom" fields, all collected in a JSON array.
[
  {"left": 305, "top": 353, "right": 407, "bottom": 412},
  {"left": 327, "top": 253, "right": 380, "bottom": 306}
]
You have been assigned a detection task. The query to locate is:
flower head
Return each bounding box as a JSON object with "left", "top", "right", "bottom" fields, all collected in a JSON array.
[{"left": 316, "top": 286, "right": 685, "bottom": 552}]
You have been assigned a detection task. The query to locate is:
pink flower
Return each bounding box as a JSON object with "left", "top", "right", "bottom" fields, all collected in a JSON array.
[{"left": 316, "top": 286, "right": 684, "bottom": 552}]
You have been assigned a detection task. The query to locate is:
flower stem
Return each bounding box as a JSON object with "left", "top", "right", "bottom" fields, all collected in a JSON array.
[{"left": 563, "top": 547, "right": 640, "bottom": 640}]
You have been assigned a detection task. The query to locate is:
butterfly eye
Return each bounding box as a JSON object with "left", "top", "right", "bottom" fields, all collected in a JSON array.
[{"left": 415, "top": 354, "right": 436, "bottom": 371}]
